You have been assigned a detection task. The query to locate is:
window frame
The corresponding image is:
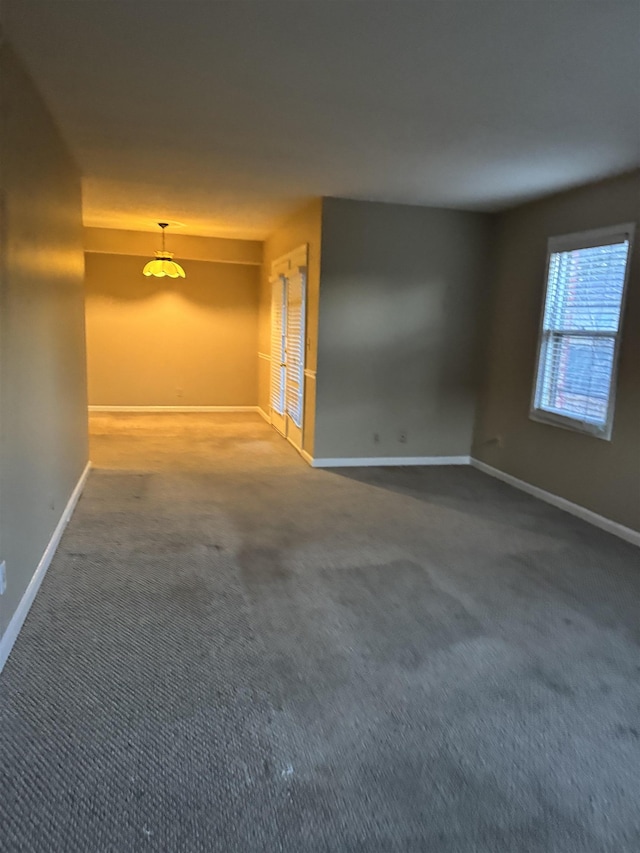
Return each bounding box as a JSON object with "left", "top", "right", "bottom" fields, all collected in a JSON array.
[{"left": 530, "top": 222, "right": 635, "bottom": 441}]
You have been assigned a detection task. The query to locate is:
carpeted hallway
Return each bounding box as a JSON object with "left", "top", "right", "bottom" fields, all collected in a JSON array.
[{"left": 1, "top": 413, "right": 639, "bottom": 852}]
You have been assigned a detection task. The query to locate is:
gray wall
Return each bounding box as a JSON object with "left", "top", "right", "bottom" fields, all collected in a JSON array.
[
  {"left": 314, "top": 197, "right": 492, "bottom": 459},
  {"left": 473, "top": 171, "right": 640, "bottom": 532},
  {"left": 0, "top": 38, "right": 88, "bottom": 637}
]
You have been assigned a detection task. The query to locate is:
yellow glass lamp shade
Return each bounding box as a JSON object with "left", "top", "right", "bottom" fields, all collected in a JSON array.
[
  {"left": 143, "top": 251, "right": 186, "bottom": 279},
  {"left": 143, "top": 222, "right": 186, "bottom": 278}
]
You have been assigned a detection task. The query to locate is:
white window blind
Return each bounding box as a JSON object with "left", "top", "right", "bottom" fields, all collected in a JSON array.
[
  {"left": 532, "top": 225, "right": 634, "bottom": 439},
  {"left": 270, "top": 275, "right": 286, "bottom": 415},
  {"left": 284, "top": 268, "right": 306, "bottom": 428}
]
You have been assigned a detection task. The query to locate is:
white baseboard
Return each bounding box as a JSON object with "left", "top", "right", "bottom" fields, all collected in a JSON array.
[
  {"left": 257, "top": 407, "right": 270, "bottom": 424},
  {"left": 309, "top": 455, "right": 471, "bottom": 468},
  {"left": 88, "top": 405, "right": 260, "bottom": 413},
  {"left": 0, "top": 461, "right": 92, "bottom": 675},
  {"left": 299, "top": 448, "right": 314, "bottom": 466},
  {"left": 471, "top": 458, "right": 640, "bottom": 548}
]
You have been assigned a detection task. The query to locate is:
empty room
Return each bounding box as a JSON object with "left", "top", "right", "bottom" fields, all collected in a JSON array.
[{"left": 1, "top": 2, "right": 639, "bottom": 851}]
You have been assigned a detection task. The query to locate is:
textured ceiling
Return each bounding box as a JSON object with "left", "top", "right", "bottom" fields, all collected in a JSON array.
[{"left": 5, "top": 1, "right": 640, "bottom": 238}]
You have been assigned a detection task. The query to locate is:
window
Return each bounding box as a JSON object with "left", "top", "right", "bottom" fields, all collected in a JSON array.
[{"left": 531, "top": 224, "right": 634, "bottom": 440}]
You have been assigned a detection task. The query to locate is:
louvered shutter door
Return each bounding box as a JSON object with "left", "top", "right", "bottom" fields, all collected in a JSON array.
[
  {"left": 285, "top": 268, "right": 306, "bottom": 428},
  {"left": 534, "top": 236, "right": 631, "bottom": 431},
  {"left": 270, "top": 275, "right": 286, "bottom": 414}
]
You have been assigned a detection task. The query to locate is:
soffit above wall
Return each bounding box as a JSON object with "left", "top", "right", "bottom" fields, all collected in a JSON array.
[{"left": 84, "top": 228, "right": 263, "bottom": 266}]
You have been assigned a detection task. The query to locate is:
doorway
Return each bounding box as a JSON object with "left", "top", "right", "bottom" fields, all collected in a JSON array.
[{"left": 269, "top": 245, "right": 308, "bottom": 452}]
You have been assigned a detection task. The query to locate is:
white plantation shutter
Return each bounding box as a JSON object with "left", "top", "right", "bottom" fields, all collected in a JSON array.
[
  {"left": 270, "top": 275, "right": 286, "bottom": 415},
  {"left": 284, "top": 267, "right": 306, "bottom": 428},
  {"left": 532, "top": 226, "right": 633, "bottom": 439}
]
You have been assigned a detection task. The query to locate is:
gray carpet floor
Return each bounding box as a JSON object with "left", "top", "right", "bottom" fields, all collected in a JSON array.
[{"left": 1, "top": 413, "right": 639, "bottom": 852}]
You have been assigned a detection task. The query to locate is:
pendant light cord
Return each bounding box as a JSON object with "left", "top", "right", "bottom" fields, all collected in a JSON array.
[{"left": 159, "top": 222, "right": 168, "bottom": 255}]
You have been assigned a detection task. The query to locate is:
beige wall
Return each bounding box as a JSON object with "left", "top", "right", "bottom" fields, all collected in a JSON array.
[
  {"left": 260, "top": 199, "right": 323, "bottom": 454},
  {"left": 0, "top": 40, "right": 88, "bottom": 638},
  {"left": 473, "top": 171, "right": 640, "bottom": 531},
  {"left": 85, "top": 250, "right": 260, "bottom": 407},
  {"left": 314, "top": 197, "right": 493, "bottom": 460}
]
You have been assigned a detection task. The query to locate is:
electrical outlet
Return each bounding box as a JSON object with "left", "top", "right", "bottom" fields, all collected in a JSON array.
[
  {"left": 0, "top": 561, "right": 6, "bottom": 595},
  {"left": 398, "top": 431, "right": 407, "bottom": 444}
]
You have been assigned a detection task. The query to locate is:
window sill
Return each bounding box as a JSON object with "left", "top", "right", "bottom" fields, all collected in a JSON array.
[{"left": 529, "top": 408, "right": 612, "bottom": 441}]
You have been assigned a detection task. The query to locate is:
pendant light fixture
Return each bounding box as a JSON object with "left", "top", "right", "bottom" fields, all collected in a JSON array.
[{"left": 142, "top": 222, "right": 186, "bottom": 278}]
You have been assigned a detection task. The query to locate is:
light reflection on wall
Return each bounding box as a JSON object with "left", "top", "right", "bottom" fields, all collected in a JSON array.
[{"left": 84, "top": 249, "right": 261, "bottom": 408}]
